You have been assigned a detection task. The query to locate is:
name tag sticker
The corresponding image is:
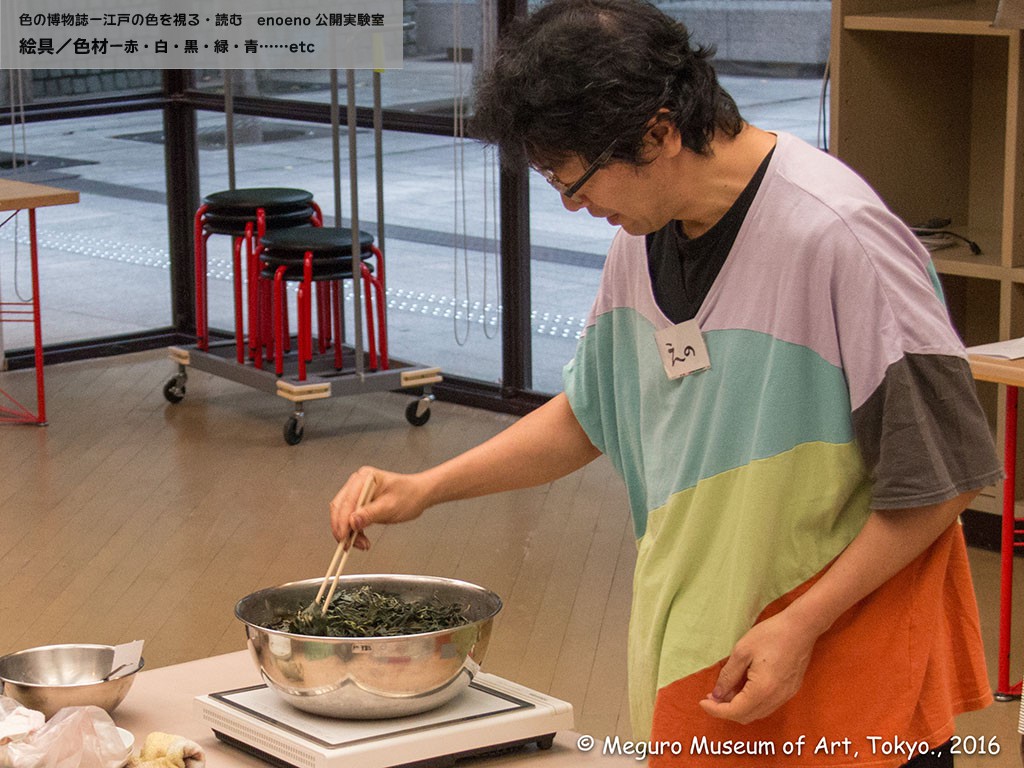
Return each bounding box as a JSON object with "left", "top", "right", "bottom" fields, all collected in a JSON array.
[{"left": 655, "top": 320, "right": 711, "bottom": 379}]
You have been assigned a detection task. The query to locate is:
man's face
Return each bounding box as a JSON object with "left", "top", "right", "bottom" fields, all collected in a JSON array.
[
  {"left": 542, "top": 130, "right": 682, "bottom": 236},
  {"left": 547, "top": 157, "right": 670, "bottom": 235}
]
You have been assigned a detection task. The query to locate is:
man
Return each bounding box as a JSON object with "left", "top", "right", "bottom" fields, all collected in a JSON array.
[{"left": 330, "top": 1, "right": 1001, "bottom": 765}]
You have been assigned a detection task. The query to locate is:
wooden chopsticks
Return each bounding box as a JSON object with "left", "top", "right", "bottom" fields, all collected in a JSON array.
[{"left": 314, "top": 474, "right": 377, "bottom": 614}]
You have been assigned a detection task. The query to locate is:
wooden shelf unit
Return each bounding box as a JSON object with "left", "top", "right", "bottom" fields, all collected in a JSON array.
[{"left": 831, "top": 0, "right": 1024, "bottom": 495}]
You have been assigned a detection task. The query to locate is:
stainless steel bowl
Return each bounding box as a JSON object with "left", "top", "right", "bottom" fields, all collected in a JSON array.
[
  {"left": 235, "top": 574, "right": 502, "bottom": 719},
  {"left": 0, "top": 644, "right": 144, "bottom": 719}
]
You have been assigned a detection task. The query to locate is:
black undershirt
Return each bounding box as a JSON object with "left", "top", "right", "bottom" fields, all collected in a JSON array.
[{"left": 645, "top": 147, "right": 775, "bottom": 324}]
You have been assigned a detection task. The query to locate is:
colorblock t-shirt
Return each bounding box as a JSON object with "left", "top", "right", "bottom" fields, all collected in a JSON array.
[{"left": 562, "top": 132, "right": 1000, "bottom": 767}]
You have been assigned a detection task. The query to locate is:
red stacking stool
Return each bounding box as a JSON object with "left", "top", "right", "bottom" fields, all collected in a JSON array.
[
  {"left": 194, "top": 187, "right": 321, "bottom": 364},
  {"left": 257, "top": 227, "right": 388, "bottom": 382}
]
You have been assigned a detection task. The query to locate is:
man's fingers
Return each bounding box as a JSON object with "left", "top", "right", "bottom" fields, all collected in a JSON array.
[
  {"left": 698, "top": 688, "right": 761, "bottom": 724},
  {"left": 329, "top": 467, "right": 379, "bottom": 541},
  {"left": 351, "top": 498, "right": 381, "bottom": 531},
  {"left": 708, "top": 651, "right": 750, "bottom": 703}
]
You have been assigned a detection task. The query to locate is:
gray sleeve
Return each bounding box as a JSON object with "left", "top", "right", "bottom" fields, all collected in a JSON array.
[{"left": 851, "top": 353, "right": 1003, "bottom": 510}]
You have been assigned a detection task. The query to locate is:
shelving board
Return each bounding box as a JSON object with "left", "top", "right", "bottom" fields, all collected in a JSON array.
[
  {"left": 931, "top": 254, "right": 1005, "bottom": 280},
  {"left": 844, "top": 1, "right": 1012, "bottom": 35}
]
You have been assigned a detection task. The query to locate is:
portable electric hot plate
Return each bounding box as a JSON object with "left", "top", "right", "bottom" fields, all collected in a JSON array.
[{"left": 195, "top": 673, "right": 575, "bottom": 768}]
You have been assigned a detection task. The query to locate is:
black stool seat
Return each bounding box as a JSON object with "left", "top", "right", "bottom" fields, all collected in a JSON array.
[
  {"left": 260, "top": 226, "right": 375, "bottom": 256},
  {"left": 202, "top": 187, "right": 314, "bottom": 214},
  {"left": 202, "top": 209, "right": 316, "bottom": 236}
]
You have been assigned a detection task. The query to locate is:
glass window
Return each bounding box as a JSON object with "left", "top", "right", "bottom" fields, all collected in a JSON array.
[
  {"left": 529, "top": 186, "right": 611, "bottom": 395},
  {"left": 0, "top": 110, "right": 172, "bottom": 351},
  {"left": 723, "top": 74, "right": 828, "bottom": 147}
]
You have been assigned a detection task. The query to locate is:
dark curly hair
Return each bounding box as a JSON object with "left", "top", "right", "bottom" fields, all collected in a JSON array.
[{"left": 470, "top": 0, "right": 743, "bottom": 171}]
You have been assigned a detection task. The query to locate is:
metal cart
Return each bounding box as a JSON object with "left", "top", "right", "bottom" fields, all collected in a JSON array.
[{"left": 163, "top": 343, "right": 440, "bottom": 445}]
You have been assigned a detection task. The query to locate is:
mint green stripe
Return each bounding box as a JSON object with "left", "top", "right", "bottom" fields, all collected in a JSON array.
[
  {"left": 926, "top": 260, "right": 946, "bottom": 305},
  {"left": 564, "top": 308, "right": 855, "bottom": 538}
]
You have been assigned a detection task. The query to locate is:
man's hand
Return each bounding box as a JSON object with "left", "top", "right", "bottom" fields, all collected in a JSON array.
[
  {"left": 326, "top": 393, "right": 601, "bottom": 548},
  {"left": 329, "top": 466, "right": 431, "bottom": 549},
  {"left": 698, "top": 610, "right": 817, "bottom": 724},
  {"left": 700, "top": 490, "right": 977, "bottom": 724}
]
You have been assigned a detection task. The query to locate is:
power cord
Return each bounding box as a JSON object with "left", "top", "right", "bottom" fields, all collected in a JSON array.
[{"left": 909, "top": 217, "right": 982, "bottom": 255}]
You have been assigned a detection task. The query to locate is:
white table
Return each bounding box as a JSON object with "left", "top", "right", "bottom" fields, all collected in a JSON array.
[{"left": 114, "top": 651, "right": 640, "bottom": 767}]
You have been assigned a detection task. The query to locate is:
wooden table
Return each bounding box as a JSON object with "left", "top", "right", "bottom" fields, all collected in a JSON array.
[
  {"left": 114, "top": 651, "right": 640, "bottom": 767},
  {"left": 968, "top": 354, "right": 1024, "bottom": 700},
  {"left": 0, "top": 179, "right": 78, "bottom": 425}
]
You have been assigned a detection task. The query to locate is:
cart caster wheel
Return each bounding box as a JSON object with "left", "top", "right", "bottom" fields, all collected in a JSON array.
[
  {"left": 405, "top": 399, "right": 431, "bottom": 427},
  {"left": 163, "top": 378, "right": 186, "bottom": 404},
  {"left": 284, "top": 416, "right": 305, "bottom": 445}
]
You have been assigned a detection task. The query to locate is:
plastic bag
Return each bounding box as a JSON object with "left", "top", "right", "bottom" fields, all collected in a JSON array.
[
  {"left": 0, "top": 697, "right": 45, "bottom": 746},
  {"left": 0, "top": 699, "right": 129, "bottom": 768}
]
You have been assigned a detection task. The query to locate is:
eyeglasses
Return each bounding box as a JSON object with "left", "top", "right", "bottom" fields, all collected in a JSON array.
[{"left": 533, "top": 139, "right": 617, "bottom": 199}]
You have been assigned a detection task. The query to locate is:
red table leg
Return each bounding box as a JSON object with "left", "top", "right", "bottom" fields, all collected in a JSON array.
[
  {"left": 997, "top": 385, "right": 1022, "bottom": 699},
  {"left": 0, "top": 209, "right": 49, "bottom": 425},
  {"left": 28, "top": 209, "right": 46, "bottom": 425},
  {"left": 193, "top": 205, "right": 209, "bottom": 351}
]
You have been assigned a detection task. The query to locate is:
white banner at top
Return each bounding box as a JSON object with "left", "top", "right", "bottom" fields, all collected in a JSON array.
[{"left": 1, "top": 0, "right": 404, "bottom": 69}]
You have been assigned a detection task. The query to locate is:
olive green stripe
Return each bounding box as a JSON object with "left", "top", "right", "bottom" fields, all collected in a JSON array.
[{"left": 628, "top": 441, "right": 872, "bottom": 737}]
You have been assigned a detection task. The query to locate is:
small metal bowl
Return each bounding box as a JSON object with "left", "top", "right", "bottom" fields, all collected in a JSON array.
[
  {"left": 0, "top": 644, "right": 144, "bottom": 719},
  {"left": 235, "top": 574, "right": 502, "bottom": 719}
]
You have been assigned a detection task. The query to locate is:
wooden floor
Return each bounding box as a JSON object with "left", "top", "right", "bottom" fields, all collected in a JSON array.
[{"left": 1, "top": 350, "right": 1022, "bottom": 761}]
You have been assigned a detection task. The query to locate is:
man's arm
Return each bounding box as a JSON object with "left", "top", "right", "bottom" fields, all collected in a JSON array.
[
  {"left": 329, "top": 392, "right": 602, "bottom": 546},
  {"left": 700, "top": 489, "right": 979, "bottom": 723}
]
